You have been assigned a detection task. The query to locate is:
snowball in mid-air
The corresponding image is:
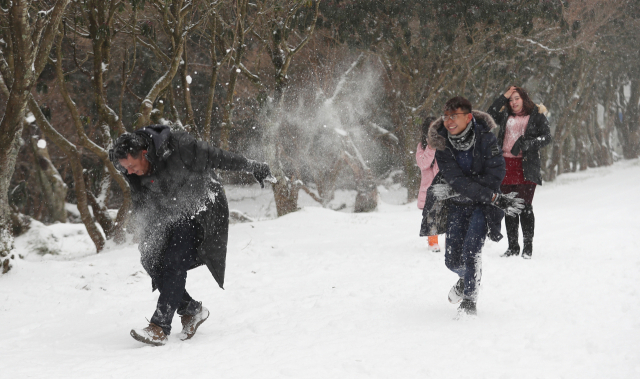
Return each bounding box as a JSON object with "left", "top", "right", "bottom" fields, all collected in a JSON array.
[{"left": 37, "top": 139, "right": 47, "bottom": 149}]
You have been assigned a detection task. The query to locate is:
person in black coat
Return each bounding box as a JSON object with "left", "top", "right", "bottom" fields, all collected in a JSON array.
[
  {"left": 427, "top": 96, "right": 524, "bottom": 317},
  {"left": 487, "top": 86, "right": 552, "bottom": 259},
  {"left": 109, "top": 125, "right": 272, "bottom": 346}
]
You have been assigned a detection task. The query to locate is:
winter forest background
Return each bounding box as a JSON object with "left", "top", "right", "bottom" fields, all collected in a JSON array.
[{"left": 2, "top": 0, "right": 640, "bottom": 269}]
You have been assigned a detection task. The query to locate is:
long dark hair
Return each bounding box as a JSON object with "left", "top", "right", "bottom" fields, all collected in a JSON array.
[
  {"left": 506, "top": 87, "right": 536, "bottom": 116},
  {"left": 420, "top": 116, "right": 437, "bottom": 149}
]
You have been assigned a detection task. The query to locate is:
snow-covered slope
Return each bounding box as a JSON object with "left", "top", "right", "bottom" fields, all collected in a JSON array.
[{"left": 1, "top": 159, "right": 639, "bottom": 379}]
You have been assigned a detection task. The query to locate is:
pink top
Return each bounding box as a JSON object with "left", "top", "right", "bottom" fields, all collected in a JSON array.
[
  {"left": 502, "top": 114, "right": 530, "bottom": 158},
  {"left": 416, "top": 142, "right": 439, "bottom": 209}
]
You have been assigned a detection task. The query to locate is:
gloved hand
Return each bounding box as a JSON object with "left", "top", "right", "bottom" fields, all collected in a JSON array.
[
  {"left": 492, "top": 192, "right": 525, "bottom": 217},
  {"left": 247, "top": 160, "right": 276, "bottom": 188},
  {"left": 510, "top": 137, "right": 531, "bottom": 156},
  {"left": 431, "top": 183, "right": 460, "bottom": 200}
]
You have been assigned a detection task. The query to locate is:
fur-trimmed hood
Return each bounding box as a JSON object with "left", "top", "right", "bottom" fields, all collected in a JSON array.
[{"left": 427, "top": 110, "right": 498, "bottom": 151}]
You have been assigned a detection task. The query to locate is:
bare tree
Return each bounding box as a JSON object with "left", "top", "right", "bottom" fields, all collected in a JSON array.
[
  {"left": 252, "top": 0, "right": 321, "bottom": 216},
  {"left": 0, "top": 0, "right": 71, "bottom": 272},
  {"left": 131, "top": 0, "right": 203, "bottom": 129}
]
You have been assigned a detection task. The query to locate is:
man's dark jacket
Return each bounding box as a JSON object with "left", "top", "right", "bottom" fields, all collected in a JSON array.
[
  {"left": 487, "top": 95, "right": 552, "bottom": 185},
  {"left": 425, "top": 111, "right": 506, "bottom": 242},
  {"left": 117, "top": 125, "right": 250, "bottom": 289}
]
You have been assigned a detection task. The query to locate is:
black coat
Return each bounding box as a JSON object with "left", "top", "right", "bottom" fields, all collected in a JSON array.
[
  {"left": 425, "top": 111, "right": 506, "bottom": 242},
  {"left": 487, "top": 95, "right": 552, "bottom": 185},
  {"left": 119, "top": 125, "right": 250, "bottom": 289}
]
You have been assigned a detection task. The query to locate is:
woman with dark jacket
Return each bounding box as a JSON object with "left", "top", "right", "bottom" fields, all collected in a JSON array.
[{"left": 487, "top": 86, "right": 552, "bottom": 259}]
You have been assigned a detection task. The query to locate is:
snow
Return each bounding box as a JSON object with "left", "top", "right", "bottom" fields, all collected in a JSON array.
[
  {"left": 25, "top": 112, "right": 36, "bottom": 124},
  {"left": 186, "top": 75, "right": 192, "bottom": 84},
  {"left": 334, "top": 127, "right": 348, "bottom": 136},
  {"left": 2, "top": 160, "right": 640, "bottom": 378},
  {"left": 37, "top": 139, "right": 46, "bottom": 149}
]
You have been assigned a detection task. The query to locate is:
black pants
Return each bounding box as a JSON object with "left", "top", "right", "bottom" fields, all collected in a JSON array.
[
  {"left": 501, "top": 184, "right": 535, "bottom": 249},
  {"left": 148, "top": 218, "right": 202, "bottom": 335},
  {"left": 504, "top": 204, "right": 535, "bottom": 248}
]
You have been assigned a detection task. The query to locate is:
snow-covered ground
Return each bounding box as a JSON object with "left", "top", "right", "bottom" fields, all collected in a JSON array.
[{"left": 2, "top": 159, "right": 639, "bottom": 379}]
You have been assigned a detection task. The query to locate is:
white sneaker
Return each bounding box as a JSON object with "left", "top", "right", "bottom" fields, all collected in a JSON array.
[
  {"left": 428, "top": 243, "right": 441, "bottom": 253},
  {"left": 448, "top": 279, "right": 464, "bottom": 304}
]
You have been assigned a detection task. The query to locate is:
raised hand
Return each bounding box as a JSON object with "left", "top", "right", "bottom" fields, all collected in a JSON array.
[{"left": 504, "top": 86, "right": 518, "bottom": 99}]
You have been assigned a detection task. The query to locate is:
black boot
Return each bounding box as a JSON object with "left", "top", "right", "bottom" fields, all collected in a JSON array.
[
  {"left": 501, "top": 214, "right": 520, "bottom": 257},
  {"left": 520, "top": 204, "right": 535, "bottom": 259}
]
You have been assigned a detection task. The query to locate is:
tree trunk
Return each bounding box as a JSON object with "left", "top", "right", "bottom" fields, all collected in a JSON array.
[
  {"left": 180, "top": 47, "right": 196, "bottom": 133},
  {"left": 28, "top": 95, "right": 105, "bottom": 252},
  {"left": 0, "top": 125, "right": 23, "bottom": 272},
  {"left": 0, "top": 0, "right": 71, "bottom": 272},
  {"left": 86, "top": 189, "right": 115, "bottom": 240},
  {"left": 620, "top": 78, "right": 640, "bottom": 159},
  {"left": 273, "top": 179, "right": 300, "bottom": 217},
  {"left": 30, "top": 136, "right": 68, "bottom": 223}
]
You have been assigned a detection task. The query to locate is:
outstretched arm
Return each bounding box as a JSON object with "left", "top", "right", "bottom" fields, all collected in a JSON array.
[
  {"left": 176, "top": 132, "right": 274, "bottom": 187},
  {"left": 177, "top": 132, "right": 248, "bottom": 171}
]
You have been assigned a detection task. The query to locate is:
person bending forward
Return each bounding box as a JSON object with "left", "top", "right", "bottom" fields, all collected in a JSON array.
[{"left": 110, "top": 125, "right": 272, "bottom": 346}]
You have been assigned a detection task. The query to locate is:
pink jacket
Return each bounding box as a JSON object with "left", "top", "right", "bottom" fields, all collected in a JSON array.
[{"left": 416, "top": 142, "right": 439, "bottom": 209}]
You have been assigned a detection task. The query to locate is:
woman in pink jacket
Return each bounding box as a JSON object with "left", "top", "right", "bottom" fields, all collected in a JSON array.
[{"left": 416, "top": 117, "right": 440, "bottom": 252}]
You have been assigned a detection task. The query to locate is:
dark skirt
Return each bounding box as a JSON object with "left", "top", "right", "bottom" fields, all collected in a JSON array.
[{"left": 503, "top": 157, "right": 537, "bottom": 186}]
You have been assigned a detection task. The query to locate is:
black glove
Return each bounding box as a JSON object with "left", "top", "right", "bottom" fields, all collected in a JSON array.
[
  {"left": 492, "top": 192, "right": 525, "bottom": 217},
  {"left": 510, "top": 137, "right": 532, "bottom": 156},
  {"left": 247, "top": 160, "right": 275, "bottom": 188},
  {"left": 431, "top": 183, "right": 460, "bottom": 200},
  {"left": 510, "top": 137, "right": 523, "bottom": 156}
]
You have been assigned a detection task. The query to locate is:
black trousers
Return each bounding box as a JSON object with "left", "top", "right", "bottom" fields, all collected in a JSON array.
[
  {"left": 504, "top": 204, "right": 535, "bottom": 248},
  {"left": 148, "top": 218, "right": 202, "bottom": 335},
  {"left": 501, "top": 184, "right": 536, "bottom": 248}
]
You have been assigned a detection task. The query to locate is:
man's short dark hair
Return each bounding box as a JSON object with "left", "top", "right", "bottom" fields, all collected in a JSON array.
[
  {"left": 444, "top": 96, "right": 472, "bottom": 113},
  {"left": 110, "top": 133, "right": 149, "bottom": 160}
]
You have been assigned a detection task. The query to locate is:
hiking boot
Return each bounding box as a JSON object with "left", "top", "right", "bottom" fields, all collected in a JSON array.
[
  {"left": 457, "top": 299, "right": 477, "bottom": 317},
  {"left": 448, "top": 278, "right": 464, "bottom": 304},
  {"left": 522, "top": 241, "right": 533, "bottom": 259},
  {"left": 130, "top": 323, "right": 167, "bottom": 346},
  {"left": 178, "top": 306, "right": 210, "bottom": 341},
  {"left": 500, "top": 247, "right": 520, "bottom": 257}
]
